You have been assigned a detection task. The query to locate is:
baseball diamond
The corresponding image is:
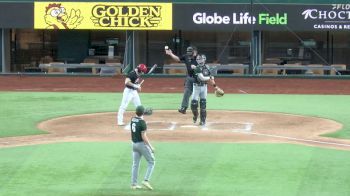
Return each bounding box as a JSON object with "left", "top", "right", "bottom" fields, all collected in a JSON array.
[
  {"left": 2, "top": 0, "right": 350, "bottom": 194},
  {"left": 1, "top": 76, "right": 350, "bottom": 196}
]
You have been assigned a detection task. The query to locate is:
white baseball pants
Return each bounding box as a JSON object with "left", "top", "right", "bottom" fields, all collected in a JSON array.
[
  {"left": 192, "top": 84, "right": 207, "bottom": 100},
  {"left": 118, "top": 88, "right": 141, "bottom": 124}
]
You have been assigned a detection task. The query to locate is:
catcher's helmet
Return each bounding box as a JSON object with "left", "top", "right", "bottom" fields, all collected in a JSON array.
[
  {"left": 201, "top": 54, "right": 207, "bottom": 63},
  {"left": 137, "top": 64, "right": 148, "bottom": 74},
  {"left": 196, "top": 54, "right": 204, "bottom": 65},
  {"left": 136, "top": 105, "right": 145, "bottom": 116}
]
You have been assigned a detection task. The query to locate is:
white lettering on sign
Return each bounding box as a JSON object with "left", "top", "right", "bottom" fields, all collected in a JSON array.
[
  {"left": 313, "top": 24, "right": 338, "bottom": 29},
  {"left": 332, "top": 4, "right": 350, "bottom": 10},
  {"left": 302, "top": 9, "right": 350, "bottom": 20},
  {"left": 193, "top": 12, "right": 230, "bottom": 24},
  {"left": 232, "top": 12, "right": 256, "bottom": 24}
]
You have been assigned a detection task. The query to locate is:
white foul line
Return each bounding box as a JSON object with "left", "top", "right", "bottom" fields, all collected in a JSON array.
[
  {"left": 181, "top": 125, "right": 197, "bottom": 128},
  {"left": 125, "top": 121, "right": 177, "bottom": 131},
  {"left": 235, "top": 131, "right": 350, "bottom": 148}
]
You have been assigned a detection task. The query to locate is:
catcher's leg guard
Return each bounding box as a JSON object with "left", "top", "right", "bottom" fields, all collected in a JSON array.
[
  {"left": 199, "top": 99, "right": 206, "bottom": 125},
  {"left": 191, "top": 100, "right": 199, "bottom": 123}
]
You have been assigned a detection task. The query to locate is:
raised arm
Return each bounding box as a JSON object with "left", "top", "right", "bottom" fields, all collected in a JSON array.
[{"left": 165, "top": 48, "right": 181, "bottom": 62}]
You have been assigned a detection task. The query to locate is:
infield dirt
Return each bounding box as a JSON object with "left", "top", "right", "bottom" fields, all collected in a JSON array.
[{"left": 1, "top": 110, "right": 350, "bottom": 151}]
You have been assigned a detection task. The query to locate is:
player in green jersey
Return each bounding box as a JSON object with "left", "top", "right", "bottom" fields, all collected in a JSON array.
[{"left": 130, "top": 105, "right": 155, "bottom": 190}]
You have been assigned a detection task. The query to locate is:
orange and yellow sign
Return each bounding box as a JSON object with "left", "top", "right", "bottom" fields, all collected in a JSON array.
[{"left": 34, "top": 2, "right": 172, "bottom": 30}]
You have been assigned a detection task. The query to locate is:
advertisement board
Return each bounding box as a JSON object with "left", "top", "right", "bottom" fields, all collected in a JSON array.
[
  {"left": 0, "top": 2, "right": 348, "bottom": 31},
  {"left": 173, "top": 4, "right": 350, "bottom": 31},
  {"left": 34, "top": 2, "right": 172, "bottom": 30}
]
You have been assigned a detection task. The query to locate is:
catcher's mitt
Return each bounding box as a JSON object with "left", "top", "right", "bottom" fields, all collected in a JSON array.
[
  {"left": 144, "top": 107, "right": 153, "bottom": 115},
  {"left": 214, "top": 87, "right": 224, "bottom": 97}
]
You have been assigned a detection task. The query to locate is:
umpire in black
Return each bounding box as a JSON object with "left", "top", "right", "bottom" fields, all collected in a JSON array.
[{"left": 165, "top": 46, "right": 198, "bottom": 114}]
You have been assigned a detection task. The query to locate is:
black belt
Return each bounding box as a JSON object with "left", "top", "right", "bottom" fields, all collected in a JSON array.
[
  {"left": 194, "top": 83, "right": 206, "bottom": 86},
  {"left": 126, "top": 85, "right": 136, "bottom": 90}
]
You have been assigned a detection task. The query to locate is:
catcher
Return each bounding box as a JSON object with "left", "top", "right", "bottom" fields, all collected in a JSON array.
[{"left": 190, "top": 54, "right": 223, "bottom": 126}]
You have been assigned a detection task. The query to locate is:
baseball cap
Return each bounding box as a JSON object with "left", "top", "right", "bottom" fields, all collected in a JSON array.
[
  {"left": 137, "top": 64, "right": 148, "bottom": 74},
  {"left": 136, "top": 105, "right": 145, "bottom": 116}
]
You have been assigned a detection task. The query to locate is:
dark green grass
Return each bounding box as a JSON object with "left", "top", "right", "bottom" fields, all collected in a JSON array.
[
  {"left": 1, "top": 142, "right": 350, "bottom": 196},
  {"left": 0, "top": 92, "right": 350, "bottom": 138}
]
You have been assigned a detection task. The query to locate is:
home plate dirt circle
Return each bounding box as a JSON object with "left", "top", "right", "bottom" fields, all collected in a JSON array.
[{"left": 1, "top": 110, "right": 350, "bottom": 150}]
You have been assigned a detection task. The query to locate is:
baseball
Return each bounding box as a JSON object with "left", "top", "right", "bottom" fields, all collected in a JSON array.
[{"left": 164, "top": 46, "right": 169, "bottom": 50}]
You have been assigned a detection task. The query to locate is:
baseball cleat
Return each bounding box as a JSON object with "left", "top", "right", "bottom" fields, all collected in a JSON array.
[
  {"left": 199, "top": 121, "right": 206, "bottom": 126},
  {"left": 142, "top": 180, "right": 153, "bottom": 190},
  {"left": 117, "top": 122, "right": 125, "bottom": 126},
  {"left": 193, "top": 116, "right": 198, "bottom": 123},
  {"left": 178, "top": 107, "right": 186, "bottom": 114},
  {"left": 131, "top": 185, "right": 142, "bottom": 190}
]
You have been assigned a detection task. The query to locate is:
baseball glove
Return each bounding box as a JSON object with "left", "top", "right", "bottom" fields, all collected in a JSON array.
[
  {"left": 214, "top": 87, "right": 224, "bottom": 97},
  {"left": 144, "top": 107, "right": 153, "bottom": 115}
]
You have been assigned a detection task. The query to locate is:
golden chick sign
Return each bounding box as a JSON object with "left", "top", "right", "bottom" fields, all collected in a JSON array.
[{"left": 34, "top": 2, "right": 172, "bottom": 30}]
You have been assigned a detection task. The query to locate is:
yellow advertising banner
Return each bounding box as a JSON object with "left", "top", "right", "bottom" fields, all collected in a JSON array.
[{"left": 34, "top": 2, "right": 172, "bottom": 30}]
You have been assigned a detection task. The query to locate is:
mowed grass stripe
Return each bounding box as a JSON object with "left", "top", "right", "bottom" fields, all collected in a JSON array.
[{"left": 1, "top": 142, "right": 350, "bottom": 196}]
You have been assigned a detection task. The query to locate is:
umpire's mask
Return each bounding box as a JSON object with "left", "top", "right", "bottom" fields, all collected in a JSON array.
[{"left": 186, "top": 46, "right": 194, "bottom": 56}]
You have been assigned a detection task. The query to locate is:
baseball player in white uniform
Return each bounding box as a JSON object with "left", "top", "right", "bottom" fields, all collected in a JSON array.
[
  {"left": 191, "top": 54, "right": 214, "bottom": 126},
  {"left": 117, "top": 64, "right": 148, "bottom": 126}
]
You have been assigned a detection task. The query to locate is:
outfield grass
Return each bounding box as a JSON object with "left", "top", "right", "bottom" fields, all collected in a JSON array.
[
  {"left": 0, "top": 92, "right": 350, "bottom": 138},
  {"left": 1, "top": 142, "right": 350, "bottom": 196}
]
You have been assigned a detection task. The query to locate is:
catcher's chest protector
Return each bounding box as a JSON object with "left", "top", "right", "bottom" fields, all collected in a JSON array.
[{"left": 201, "top": 66, "right": 211, "bottom": 76}]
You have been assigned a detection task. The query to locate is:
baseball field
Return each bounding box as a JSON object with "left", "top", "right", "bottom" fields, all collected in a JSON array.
[{"left": 1, "top": 75, "right": 350, "bottom": 196}]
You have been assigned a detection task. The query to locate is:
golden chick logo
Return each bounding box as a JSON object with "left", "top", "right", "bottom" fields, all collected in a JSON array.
[
  {"left": 90, "top": 5, "right": 162, "bottom": 27},
  {"left": 35, "top": 2, "right": 172, "bottom": 30},
  {"left": 44, "top": 3, "right": 83, "bottom": 29}
]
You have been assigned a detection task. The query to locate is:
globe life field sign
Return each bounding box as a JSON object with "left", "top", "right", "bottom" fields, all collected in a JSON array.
[
  {"left": 192, "top": 12, "right": 287, "bottom": 25},
  {"left": 173, "top": 3, "right": 350, "bottom": 31}
]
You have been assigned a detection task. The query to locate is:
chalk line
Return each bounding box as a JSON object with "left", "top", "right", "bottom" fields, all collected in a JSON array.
[{"left": 234, "top": 130, "right": 350, "bottom": 148}]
